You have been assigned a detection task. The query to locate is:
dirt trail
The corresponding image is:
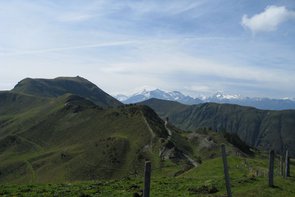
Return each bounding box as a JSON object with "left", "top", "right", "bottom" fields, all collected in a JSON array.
[
  {"left": 25, "top": 160, "right": 36, "bottom": 182},
  {"left": 183, "top": 154, "right": 198, "bottom": 167},
  {"left": 142, "top": 113, "right": 156, "bottom": 145},
  {"left": 165, "top": 121, "right": 172, "bottom": 136},
  {"left": 164, "top": 121, "right": 198, "bottom": 167}
]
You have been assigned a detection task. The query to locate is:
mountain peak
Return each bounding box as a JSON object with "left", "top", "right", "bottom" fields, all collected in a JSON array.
[
  {"left": 116, "top": 88, "right": 199, "bottom": 105},
  {"left": 12, "top": 76, "right": 122, "bottom": 107},
  {"left": 54, "top": 76, "right": 90, "bottom": 82},
  {"left": 211, "top": 91, "right": 241, "bottom": 100}
]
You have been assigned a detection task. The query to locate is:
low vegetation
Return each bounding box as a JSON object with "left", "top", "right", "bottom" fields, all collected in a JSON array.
[{"left": 0, "top": 155, "right": 294, "bottom": 196}]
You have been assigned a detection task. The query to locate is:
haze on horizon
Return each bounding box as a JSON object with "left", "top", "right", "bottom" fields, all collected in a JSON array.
[{"left": 0, "top": 0, "right": 295, "bottom": 98}]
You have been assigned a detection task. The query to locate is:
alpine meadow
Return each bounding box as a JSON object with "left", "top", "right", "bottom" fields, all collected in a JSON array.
[{"left": 1, "top": 1, "right": 295, "bottom": 197}]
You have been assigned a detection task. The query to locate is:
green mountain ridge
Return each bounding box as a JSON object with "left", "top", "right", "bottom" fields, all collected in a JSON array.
[
  {"left": 0, "top": 93, "right": 166, "bottom": 183},
  {"left": 140, "top": 98, "right": 295, "bottom": 157},
  {"left": 11, "top": 76, "right": 122, "bottom": 108},
  {"left": 0, "top": 77, "right": 253, "bottom": 184}
]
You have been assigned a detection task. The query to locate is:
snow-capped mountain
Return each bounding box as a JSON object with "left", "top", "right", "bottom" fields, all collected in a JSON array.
[
  {"left": 115, "top": 94, "right": 129, "bottom": 102},
  {"left": 115, "top": 89, "right": 201, "bottom": 104},
  {"left": 114, "top": 89, "right": 295, "bottom": 110},
  {"left": 200, "top": 92, "right": 295, "bottom": 110},
  {"left": 209, "top": 92, "right": 242, "bottom": 100}
]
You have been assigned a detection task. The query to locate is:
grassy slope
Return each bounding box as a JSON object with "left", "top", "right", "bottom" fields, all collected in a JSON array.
[
  {"left": 138, "top": 98, "right": 190, "bottom": 118},
  {"left": 1, "top": 155, "right": 294, "bottom": 196},
  {"left": 0, "top": 92, "right": 257, "bottom": 185},
  {"left": 1, "top": 93, "right": 199, "bottom": 184},
  {"left": 1, "top": 95, "right": 294, "bottom": 196}
]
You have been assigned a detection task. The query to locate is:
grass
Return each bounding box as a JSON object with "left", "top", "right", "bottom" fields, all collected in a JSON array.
[
  {"left": 0, "top": 93, "right": 192, "bottom": 184},
  {"left": 0, "top": 155, "right": 294, "bottom": 196}
]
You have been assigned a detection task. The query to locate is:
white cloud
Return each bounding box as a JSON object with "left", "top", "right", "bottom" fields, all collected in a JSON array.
[
  {"left": 57, "top": 13, "right": 95, "bottom": 22},
  {"left": 126, "top": 0, "right": 204, "bottom": 16},
  {"left": 0, "top": 40, "right": 137, "bottom": 56},
  {"left": 241, "top": 5, "right": 295, "bottom": 33},
  {"left": 94, "top": 41, "right": 295, "bottom": 96}
]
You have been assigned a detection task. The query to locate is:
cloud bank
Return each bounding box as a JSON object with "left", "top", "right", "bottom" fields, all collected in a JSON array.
[{"left": 241, "top": 5, "right": 295, "bottom": 33}]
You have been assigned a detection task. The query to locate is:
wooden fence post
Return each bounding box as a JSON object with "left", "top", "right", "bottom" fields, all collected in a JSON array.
[
  {"left": 221, "top": 144, "right": 232, "bottom": 197},
  {"left": 285, "top": 150, "right": 290, "bottom": 178},
  {"left": 268, "top": 150, "right": 274, "bottom": 187},
  {"left": 143, "top": 161, "right": 151, "bottom": 197},
  {"left": 280, "top": 155, "right": 284, "bottom": 177}
]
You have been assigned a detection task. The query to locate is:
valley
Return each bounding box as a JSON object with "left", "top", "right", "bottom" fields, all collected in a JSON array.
[{"left": 141, "top": 98, "right": 295, "bottom": 157}]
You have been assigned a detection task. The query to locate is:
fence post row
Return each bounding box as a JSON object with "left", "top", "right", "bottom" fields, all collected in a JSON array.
[
  {"left": 221, "top": 144, "right": 232, "bottom": 197},
  {"left": 143, "top": 161, "right": 152, "bottom": 197},
  {"left": 141, "top": 149, "right": 291, "bottom": 196},
  {"left": 268, "top": 150, "right": 274, "bottom": 187}
]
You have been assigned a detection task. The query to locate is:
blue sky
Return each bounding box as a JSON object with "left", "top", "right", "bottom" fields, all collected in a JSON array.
[{"left": 0, "top": 0, "right": 294, "bottom": 98}]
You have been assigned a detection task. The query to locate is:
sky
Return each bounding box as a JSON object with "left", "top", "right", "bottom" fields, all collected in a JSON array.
[{"left": 0, "top": 0, "right": 295, "bottom": 98}]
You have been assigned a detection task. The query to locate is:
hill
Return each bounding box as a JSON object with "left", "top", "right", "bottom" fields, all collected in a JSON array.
[
  {"left": 0, "top": 94, "right": 246, "bottom": 183},
  {"left": 0, "top": 91, "right": 195, "bottom": 183},
  {"left": 0, "top": 92, "right": 174, "bottom": 183},
  {"left": 140, "top": 98, "right": 295, "bottom": 156},
  {"left": 11, "top": 76, "right": 122, "bottom": 108},
  {"left": 0, "top": 78, "right": 255, "bottom": 184}
]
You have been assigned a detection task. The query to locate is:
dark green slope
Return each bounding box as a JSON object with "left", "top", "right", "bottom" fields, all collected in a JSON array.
[
  {"left": 11, "top": 76, "right": 122, "bottom": 107},
  {"left": 0, "top": 92, "right": 208, "bottom": 183},
  {"left": 0, "top": 92, "right": 248, "bottom": 184},
  {"left": 0, "top": 91, "right": 48, "bottom": 115},
  {"left": 141, "top": 99, "right": 295, "bottom": 156},
  {"left": 1, "top": 78, "right": 202, "bottom": 183},
  {"left": 0, "top": 78, "right": 262, "bottom": 184},
  {"left": 139, "top": 98, "right": 190, "bottom": 118}
]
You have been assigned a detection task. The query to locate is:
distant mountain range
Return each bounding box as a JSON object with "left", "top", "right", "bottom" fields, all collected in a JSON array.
[
  {"left": 116, "top": 89, "right": 201, "bottom": 105},
  {"left": 115, "top": 89, "right": 295, "bottom": 110}
]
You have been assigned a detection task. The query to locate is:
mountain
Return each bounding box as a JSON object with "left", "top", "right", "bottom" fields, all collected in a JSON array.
[
  {"left": 140, "top": 98, "right": 295, "bottom": 157},
  {"left": 3, "top": 77, "right": 294, "bottom": 197},
  {"left": 116, "top": 89, "right": 202, "bottom": 105},
  {"left": 12, "top": 76, "right": 122, "bottom": 108},
  {"left": 117, "top": 89, "right": 295, "bottom": 110},
  {"left": 115, "top": 94, "right": 129, "bottom": 102},
  {"left": 204, "top": 92, "right": 295, "bottom": 110},
  {"left": 0, "top": 77, "right": 256, "bottom": 184},
  {"left": 1, "top": 77, "right": 233, "bottom": 184},
  {"left": 1, "top": 77, "right": 175, "bottom": 183},
  {"left": 0, "top": 94, "right": 166, "bottom": 183}
]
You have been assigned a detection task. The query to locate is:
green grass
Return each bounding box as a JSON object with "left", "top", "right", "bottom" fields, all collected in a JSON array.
[{"left": 0, "top": 155, "right": 294, "bottom": 196}]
